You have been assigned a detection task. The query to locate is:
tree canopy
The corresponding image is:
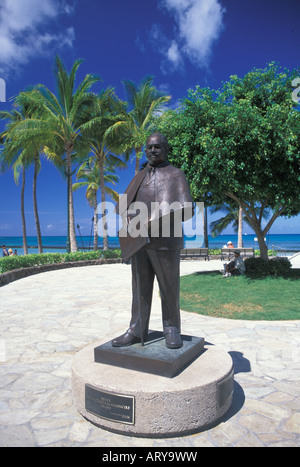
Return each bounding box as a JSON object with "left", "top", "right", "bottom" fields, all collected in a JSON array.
[{"left": 157, "top": 63, "right": 300, "bottom": 258}]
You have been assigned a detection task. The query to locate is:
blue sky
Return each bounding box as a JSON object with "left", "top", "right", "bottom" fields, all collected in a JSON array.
[{"left": 0, "top": 0, "right": 299, "bottom": 237}]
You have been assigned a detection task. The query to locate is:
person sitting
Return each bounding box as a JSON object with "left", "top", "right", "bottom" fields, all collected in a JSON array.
[
  {"left": 223, "top": 251, "right": 246, "bottom": 276},
  {"left": 2, "top": 245, "right": 8, "bottom": 257},
  {"left": 8, "top": 249, "right": 14, "bottom": 256},
  {"left": 227, "top": 241, "right": 234, "bottom": 249}
]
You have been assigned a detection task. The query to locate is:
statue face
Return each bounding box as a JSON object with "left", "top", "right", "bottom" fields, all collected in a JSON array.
[{"left": 145, "top": 135, "right": 167, "bottom": 166}]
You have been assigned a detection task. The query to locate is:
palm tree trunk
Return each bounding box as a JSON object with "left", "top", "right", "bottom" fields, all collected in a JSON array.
[
  {"left": 69, "top": 178, "right": 78, "bottom": 252},
  {"left": 237, "top": 205, "right": 243, "bottom": 248},
  {"left": 33, "top": 154, "right": 43, "bottom": 254},
  {"left": 21, "top": 164, "right": 28, "bottom": 255},
  {"left": 93, "top": 194, "right": 98, "bottom": 250},
  {"left": 98, "top": 156, "right": 109, "bottom": 250},
  {"left": 66, "top": 146, "right": 78, "bottom": 252},
  {"left": 135, "top": 146, "right": 142, "bottom": 175}
]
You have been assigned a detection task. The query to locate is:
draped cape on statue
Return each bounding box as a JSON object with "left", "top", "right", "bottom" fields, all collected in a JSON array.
[{"left": 115, "top": 162, "right": 193, "bottom": 262}]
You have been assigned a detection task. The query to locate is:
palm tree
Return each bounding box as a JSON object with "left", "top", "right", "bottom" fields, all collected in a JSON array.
[
  {"left": 15, "top": 56, "right": 100, "bottom": 252},
  {"left": 0, "top": 99, "right": 54, "bottom": 254},
  {"left": 237, "top": 205, "right": 243, "bottom": 248},
  {"left": 210, "top": 202, "right": 269, "bottom": 246},
  {"left": 210, "top": 203, "right": 246, "bottom": 245},
  {"left": 80, "top": 88, "right": 127, "bottom": 249},
  {"left": 0, "top": 108, "right": 31, "bottom": 255},
  {"left": 73, "top": 160, "right": 120, "bottom": 250},
  {"left": 106, "top": 76, "right": 171, "bottom": 174},
  {"left": 12, "top": 156, "right": 30, "bottom": 255}
]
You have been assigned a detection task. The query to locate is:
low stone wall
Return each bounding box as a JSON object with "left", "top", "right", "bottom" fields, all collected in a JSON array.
[{"left": 0, "top": 258, "right": 123, "bottom": 287}]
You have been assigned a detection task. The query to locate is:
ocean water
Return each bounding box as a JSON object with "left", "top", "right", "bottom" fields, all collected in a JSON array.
[{"left": 1, "top": 234, "right": 300, "bottom": 256}]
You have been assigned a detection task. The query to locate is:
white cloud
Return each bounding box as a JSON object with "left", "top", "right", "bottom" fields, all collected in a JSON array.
[
  {"left": 0, "top": 0, "right": 75, "bottom": 76},
  {"left": 167, "top": 41, "right": 183, "bottom": 68},
  {"left": 159, "top": 0, "right": 225, "bottom": 70},
  {"left": 0, "top": 223, "right": 12, "bottom": 231}
]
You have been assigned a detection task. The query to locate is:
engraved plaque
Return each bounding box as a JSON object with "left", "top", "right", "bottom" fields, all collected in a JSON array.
[{"left": 85, "top": 384, "right": 135, "bottom": 425}]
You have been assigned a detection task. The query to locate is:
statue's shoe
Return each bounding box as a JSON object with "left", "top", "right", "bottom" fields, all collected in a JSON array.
[
  {"left": 164, "top": 329, "right": 183, "bottom": 349},
  {"left": 112, "top": 330, "right": 142, "bottom": 347}
]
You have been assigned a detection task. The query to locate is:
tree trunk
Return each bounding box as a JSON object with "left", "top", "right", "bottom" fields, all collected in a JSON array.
[
  {"left": 204, "top": 205, "right": 209, "bottom": 248},
  {"left": 226, "top": 192, "right": 283, "bottom": 261},
  {"left": 135, "top": 146, "right": 142, "bottom": 175},
  {"left": 98, "top": 155, "right": 109, "bottom": 250},
  {"left": 255, "top": 231, "right": 269, "bottom": 260},
  {"left": 93, "top": 194, "right": 98, "bottom": 250},
  {"left": 66, "top": 146, "right": 78, "bottom": 252},
  {"left": 33, "top": 154, "right": 43, "bottom": 254},
  {"left": 21, "top": 165, "right": 28, "bottom": 255},
  {"left": 237, "top": 205, "right": 243, "bottom": 248}
]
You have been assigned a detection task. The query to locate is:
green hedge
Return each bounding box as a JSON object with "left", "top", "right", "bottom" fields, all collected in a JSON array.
[
  {"left": 0, "top": 249, "right": 122, "bottom": 274},
  {"left": 254, "top": 249, "right": 276, "bottom": 256},
  {"left": 244, "top": 256, "right": 291, "bottom": 278},
  {"left": 0, "top": 248, "right": 278, "bottom": 275},
  {"left": 208, "top": 249, "right": 275, "bottom": 256},
  {"left": 208, "top": 248, "right": 221, "bottom": 255}
]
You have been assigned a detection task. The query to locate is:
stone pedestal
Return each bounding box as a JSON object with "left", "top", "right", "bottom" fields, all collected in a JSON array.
[
  {"left": 94, "top": 331, "right": 205, "bottom": 378},
  {"left": 72, "top": 337, "right": 234, "bottom": 438}
]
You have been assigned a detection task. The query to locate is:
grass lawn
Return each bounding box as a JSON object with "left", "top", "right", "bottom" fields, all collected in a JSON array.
[{"left": 180, "top": 270, "right": 300, "bottom": 320}]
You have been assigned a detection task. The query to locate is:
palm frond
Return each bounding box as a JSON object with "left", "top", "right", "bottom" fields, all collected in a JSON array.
[{"left": 104, "top": 186, "right": 119, "bottom": 202}]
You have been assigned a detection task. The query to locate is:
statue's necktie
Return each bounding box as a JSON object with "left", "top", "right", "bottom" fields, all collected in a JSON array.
[{"left": 149, "top": 165, "right": 156, "bottom": 177}]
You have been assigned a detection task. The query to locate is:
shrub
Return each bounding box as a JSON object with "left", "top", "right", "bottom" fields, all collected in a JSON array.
[
  {"left": 208, "top": 248, "right": 221, "bottom": 255},
  {"left": 0, "top": 249, "right": 122, "bottom": 274},
  {"left": 63, "top": 251, "right": 101, "bottom": 262},
  {"left": 101, "top": 249, "right": 122, "bottom": 259},
  {"left": 269, "top": 257, "right": 292, "bottom": 276},
  {"left": 245, "top": 256, "right": 291, "bottom": 278},
  {"left": 254, "top": 249, "right": 275, "bottom": 256}
]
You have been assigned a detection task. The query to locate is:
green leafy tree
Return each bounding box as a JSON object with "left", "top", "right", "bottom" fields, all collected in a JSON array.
[{"left": 157, "top": 63, "right": 300, "bottom": 259}]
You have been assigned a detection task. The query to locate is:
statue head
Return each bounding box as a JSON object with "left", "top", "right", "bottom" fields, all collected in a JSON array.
[{"left": 145, "top": 133, "right": 169, "bottom": 166}]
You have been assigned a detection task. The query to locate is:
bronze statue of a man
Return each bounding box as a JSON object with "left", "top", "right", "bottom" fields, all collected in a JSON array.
[{"left": 112, "top": 133, "right": 193, "bottom": 349}]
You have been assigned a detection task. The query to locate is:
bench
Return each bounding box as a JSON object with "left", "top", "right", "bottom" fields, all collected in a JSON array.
[
  {"left": 221, "top": 248, "right": 254, "bottom": 261},
  {"left": 180, "top": 248, "right": 209, "bottom": 261}
]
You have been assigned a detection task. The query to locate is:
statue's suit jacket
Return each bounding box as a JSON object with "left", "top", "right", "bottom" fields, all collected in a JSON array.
[{"left": 115, "top": 161, "right": 193, "bottom": 261}]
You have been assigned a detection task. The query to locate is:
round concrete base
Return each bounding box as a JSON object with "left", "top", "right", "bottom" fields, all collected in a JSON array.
[{"left": 72, "top": 342, "right": 234, "bottom": 438}]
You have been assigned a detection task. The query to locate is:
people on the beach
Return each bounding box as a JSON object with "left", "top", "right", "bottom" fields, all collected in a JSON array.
[
  {"left": 1, "top": 245, "right": 17, "bottom": 257},
  {"left": 2, "top": 245, "right": 8, "bottom": 257},
  {"left": 222, "top": 241, "right": 234, "bottom": 248},
  {"left": 223, "top": 250, "right": 246, "bottom": 276}
]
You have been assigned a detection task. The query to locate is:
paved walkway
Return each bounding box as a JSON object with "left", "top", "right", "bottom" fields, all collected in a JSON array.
[
  {"left": 289, "top": 252, "right": 300, "bottom": 268},
  {"left": 0, "top": 260, "right": 299, "bottom": 447}
]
